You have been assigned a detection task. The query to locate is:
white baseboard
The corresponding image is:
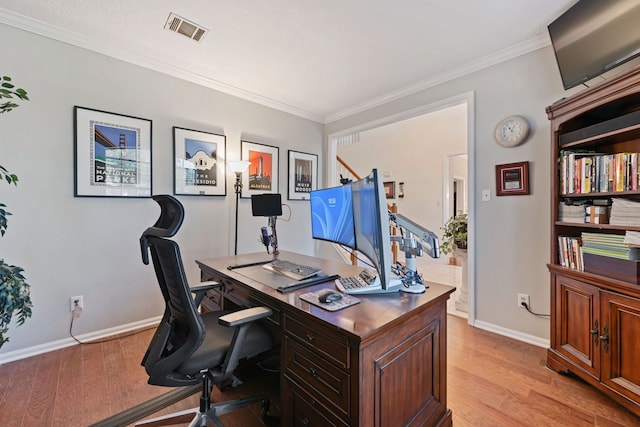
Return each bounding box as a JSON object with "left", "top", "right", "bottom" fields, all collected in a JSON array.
[
  {"left": 472, "top": 319, "right": 550, "bottom": 348},
  {"left": 0, "top": 315, "right": 162, "bottom": 365}
]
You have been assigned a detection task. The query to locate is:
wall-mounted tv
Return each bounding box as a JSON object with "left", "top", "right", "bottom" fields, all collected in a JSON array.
[{"left": 548, "top": 0, "right": 640, "bottom": 90}]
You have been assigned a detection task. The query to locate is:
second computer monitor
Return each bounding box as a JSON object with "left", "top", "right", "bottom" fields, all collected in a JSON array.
[{"left": 351, "top": 168, "right": 396, "bottom": 290}]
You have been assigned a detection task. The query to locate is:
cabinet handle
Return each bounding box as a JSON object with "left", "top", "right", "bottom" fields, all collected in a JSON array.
[
  {"left": 302, "top": 417, "right": 310, "bottom": 426},
  {"left": 309, "top": 367, "right": 318, "bottom": 377},
  {"left": 590, "top": 320, "right": 599, "bottom": 347},
  {"left": 599, "top": 324, "right": 609, "bottom": 354},
  {"left": 306, "top": 334, "right": 315, "bottom": 342}
]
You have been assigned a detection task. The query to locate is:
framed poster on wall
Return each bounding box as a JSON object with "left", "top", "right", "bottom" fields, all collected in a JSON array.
[
  {"left": 173, "top": 127, "right": 226, "bottom": 196},
  {"left": 74, "top": 106, "right": 152, "bottom": 197},
  {"left": 240, "top": 140, "right": 279, "bottom": 198},
  {"left": 288, "top": 150, "right": 318, "bottom": 200}
]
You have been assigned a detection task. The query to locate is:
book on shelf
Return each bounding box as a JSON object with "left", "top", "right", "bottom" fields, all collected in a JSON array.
[
  {"left": 581, "top": 232, "right": 640, "bottom": 260},
  {"left": 610, "top": 198, "right": 640, "bottom": 227},
  {"left": 557, "top": 235, "right": 583, "bottom": 270},
  {"left": 558, "top": 199, "right": 611, "bottom": 224},
  {"left": 559, "top": 151, "right": 639, "bottom": 195}
]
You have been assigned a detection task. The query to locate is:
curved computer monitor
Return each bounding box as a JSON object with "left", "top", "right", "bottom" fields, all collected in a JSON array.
[
  {"left": 310, "top": 184, "right": 356, "bottom": 248},
  {"left": 351, "top": 168, "right": 398, "bottom": 290}
]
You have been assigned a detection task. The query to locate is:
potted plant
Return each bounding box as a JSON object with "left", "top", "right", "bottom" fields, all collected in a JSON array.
[
  {"left": 441, "top": 212, "right": 469, "bottom": 312},
  {"left": 0, "top": 74, "right": 32, "bottom": 347},
  {"left": 440, "top": 213, "right": 468, "bottom": 255}
]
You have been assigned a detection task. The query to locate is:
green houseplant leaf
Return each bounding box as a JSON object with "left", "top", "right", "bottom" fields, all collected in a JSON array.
[
  {"left": 0, "top": 74, "right": 32, "bottom": 347},
  {"left": 440, "top": 213, "right": 468, "bottom": 255}
]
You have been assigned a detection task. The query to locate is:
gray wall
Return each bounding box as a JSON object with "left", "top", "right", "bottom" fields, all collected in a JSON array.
[
  {"left": 3, "top": 20, "right": 621, "bottom": 356},
  {"left": 326, "top": 47, "right": 568, "bottom": 342},
  {"left": 0, "top": 24, "right": 323, "bottom": 356}
]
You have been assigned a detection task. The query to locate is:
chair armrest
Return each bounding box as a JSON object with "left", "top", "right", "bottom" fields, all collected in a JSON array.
[
  {"left": 190, "top": 281, "right": 223, "bottom": 307},
  {"left": 219, "top": 306, "right": 272, "bottom": 327}
]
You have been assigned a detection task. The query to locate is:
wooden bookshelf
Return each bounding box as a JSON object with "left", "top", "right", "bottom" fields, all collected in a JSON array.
[{"left": 547, "top": 64, "right": 640, "bottom": 417}]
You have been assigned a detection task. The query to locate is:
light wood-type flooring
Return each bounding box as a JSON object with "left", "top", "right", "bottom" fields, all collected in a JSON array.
[{"left": 0, "top": 316, "right": 638, "bottom": 426}]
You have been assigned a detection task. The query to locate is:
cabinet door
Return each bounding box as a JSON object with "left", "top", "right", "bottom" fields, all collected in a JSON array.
[
  {"left": 600, "top": 291, "right": 640, "bottom": 402},
  {"left": 553, "top": 275, "right": 600, "bottom": 378}
]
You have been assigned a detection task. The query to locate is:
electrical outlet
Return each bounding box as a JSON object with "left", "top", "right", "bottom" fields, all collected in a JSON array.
[
  {"left": 517, "top": 293, "right": 530, "bottom": 308},
  {"left": 70, "top": 295, "right": 84, "bottom": 312}
]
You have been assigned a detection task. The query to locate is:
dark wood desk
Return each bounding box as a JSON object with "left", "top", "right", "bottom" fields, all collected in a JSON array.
[{"left": 197, "top": 251, "right": 454, "bottom": 427}]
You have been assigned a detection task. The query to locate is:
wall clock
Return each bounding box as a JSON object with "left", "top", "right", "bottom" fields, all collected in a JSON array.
[{"left": 494, "top": 115, "right": 530, "bottom": 147}]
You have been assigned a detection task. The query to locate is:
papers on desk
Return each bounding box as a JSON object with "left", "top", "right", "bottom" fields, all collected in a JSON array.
[{"left": 300, "top": 289, "right": 360, "bottom": 311}]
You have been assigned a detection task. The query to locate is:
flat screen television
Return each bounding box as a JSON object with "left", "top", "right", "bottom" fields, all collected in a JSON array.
[
  {"left": 351, "top": 168, "right": 400, "bottom": 291},
  {"left": 548, "top": 0, "right": 640, "bottom": 90},
  {"left": 310, "top": 184, "right": 356, "bottom": 248}
]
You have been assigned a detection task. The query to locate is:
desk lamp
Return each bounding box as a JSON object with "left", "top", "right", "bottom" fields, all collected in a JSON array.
[{"left": 227, "top": 160, "right": 251, "bottom": 255}]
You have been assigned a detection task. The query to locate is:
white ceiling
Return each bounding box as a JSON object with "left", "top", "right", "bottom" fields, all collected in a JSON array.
[{"left": 0, "top": 0, "right": 575, "bottom": 122}]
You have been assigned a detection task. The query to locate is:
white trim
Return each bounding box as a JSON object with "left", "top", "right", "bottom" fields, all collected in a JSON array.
[
  {"left": 0, "top": 8, "right": 323, "bottom": 123},
  {"left": 0, "top": 316, "right": 162, "bottom": 365},
  {"left": 325, "top": 35, "right": 549, "bottom": 123},
  {"left": 328, "top": 91, "right": 477, "bottom": 325},
  {"left": 473, "top": 319, "right": 550, "bottom": 349}
]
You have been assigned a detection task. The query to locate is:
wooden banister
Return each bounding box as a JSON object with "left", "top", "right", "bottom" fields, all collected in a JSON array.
[{"left": 336, "top": 156, "right": 400, "bottom": 265}]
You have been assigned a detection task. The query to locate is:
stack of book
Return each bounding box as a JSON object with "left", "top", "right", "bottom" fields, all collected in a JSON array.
[
  {"left": 609, "top": 198, "right": 640, "bottom": 226},
  {"left": 558, "top": 202, "right": 586, "bottom": 223},
  {"left": 581, "top": 232, "right": 640, "bottom": 260},
  {"left": 582, "top": 231, "right": 640, "bottom": 283}
]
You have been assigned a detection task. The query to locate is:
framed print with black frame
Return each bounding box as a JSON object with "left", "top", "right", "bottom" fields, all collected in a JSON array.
[
  {"left": 288, "top": 150, "right": 317, "bottom": 200},
  {"left": 496, "top": 161, "right": 530, "bottom": 196},
  {"left": 74, "top": 106, "right": 152, "bottom": 197},
  {"left": 241, "top": 140, "right": 279, "bottom": 198},
  {"left": 173, "top": 127, "right": 226, "bottom": 196}
]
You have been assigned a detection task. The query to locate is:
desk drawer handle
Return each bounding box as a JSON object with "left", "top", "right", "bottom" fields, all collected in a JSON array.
[
  {"left": 306, "top": 334, "right": 315, "bottom": 342},
  {"left": 309, "top": 367, "right": 318, "bottom": 377}
]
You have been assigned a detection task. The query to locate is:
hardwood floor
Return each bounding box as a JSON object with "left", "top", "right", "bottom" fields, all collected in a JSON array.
[{"left": 0, "top": 316, "right": 638, "bottom": 426}]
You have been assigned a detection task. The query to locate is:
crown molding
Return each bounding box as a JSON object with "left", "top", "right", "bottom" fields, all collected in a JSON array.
[
  {"left": 0, "top": 8, "right": 324, "bottom": 123},
  {"left": 324, "top": 34, "right": 551, "bottom": 124},
  {"left": 2, "top": 8, "right": 551, "bottom": 125}
]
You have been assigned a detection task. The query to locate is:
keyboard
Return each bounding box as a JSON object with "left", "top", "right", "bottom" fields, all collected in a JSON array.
[
  {"left": 267, "top": 259, "right": 322, "bottom": 281},
  {"left": 335, "top": 269, "right": 402, "bottom": 294}
]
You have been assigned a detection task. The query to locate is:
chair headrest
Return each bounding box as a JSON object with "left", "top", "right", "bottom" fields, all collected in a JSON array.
[{"left": 140, "top": 195, "right": 185, "bottom": 264}]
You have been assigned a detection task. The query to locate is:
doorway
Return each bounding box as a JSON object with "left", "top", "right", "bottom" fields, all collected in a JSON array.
[{"left": 327, "top": 91, "right": 476, "bottom": 323}]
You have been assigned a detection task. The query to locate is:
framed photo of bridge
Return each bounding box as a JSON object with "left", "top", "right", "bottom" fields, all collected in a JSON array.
[
  {"left": 173, "top": 127, "right": 226, "bottom": 196},
  {"left": 240, "top": 140, "right": 279, "bottom": 198},
  {"left": 74, "top": 106, "right": 152, "bottom": 197}
]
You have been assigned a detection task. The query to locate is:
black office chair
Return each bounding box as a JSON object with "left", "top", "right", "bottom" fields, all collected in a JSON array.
[{"left": 136, "top": 194, "right": 274, "bottom": 427}]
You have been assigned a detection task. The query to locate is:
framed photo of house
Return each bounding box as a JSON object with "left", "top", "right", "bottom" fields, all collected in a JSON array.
[
  {"left": 496, "top": 161, "right": 530, "bottom": 196},
  {"left": 74, "top": 106, "right": 152, "bottom": 197},
  {"left": 240, "top": 140, "right": 279, "bottom": 198},
  {"left": 288, "top": 150, "right": 318, "bottom": 200},
  {"left": 384, "top": 181, "right": 396, "bottom": 199},
  {"left": 173, "top": 127, "right": 226, "bottom": 196}
]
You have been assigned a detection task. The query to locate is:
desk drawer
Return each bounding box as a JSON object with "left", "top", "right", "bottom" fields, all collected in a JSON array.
[
  {"left": 200, "top": 290, "right": 222, "bottom": 312},
  {"left": 284, "top": 336, "right": 350, "bottom": 416},
  {"left": 283, "top": 314, "right": 350, "bottom": 369},
  {"left": 223, "top": 279, "right": 281, "bottom": 326},
  {"left": 283, "top": 377, "right": 349, "bottom": 427}
]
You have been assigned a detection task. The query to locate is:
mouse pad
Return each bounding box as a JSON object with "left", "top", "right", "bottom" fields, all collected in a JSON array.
[{"left": 299, "top": 289, "right": 361, "bottom": 311}]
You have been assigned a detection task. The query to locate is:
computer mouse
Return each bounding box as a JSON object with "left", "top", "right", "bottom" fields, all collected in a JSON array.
[{"left": 319, "top": 291, "right": 342, "bottom": 304}]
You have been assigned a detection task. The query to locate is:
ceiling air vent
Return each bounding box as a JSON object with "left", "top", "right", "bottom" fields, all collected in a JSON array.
[{"left": 164, "top": 13, "right": 207, "bottom": 42}]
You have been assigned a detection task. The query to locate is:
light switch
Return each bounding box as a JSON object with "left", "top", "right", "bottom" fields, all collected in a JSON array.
[{"left": 482, "top": 189, "right": 491, "bottom": 202}]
